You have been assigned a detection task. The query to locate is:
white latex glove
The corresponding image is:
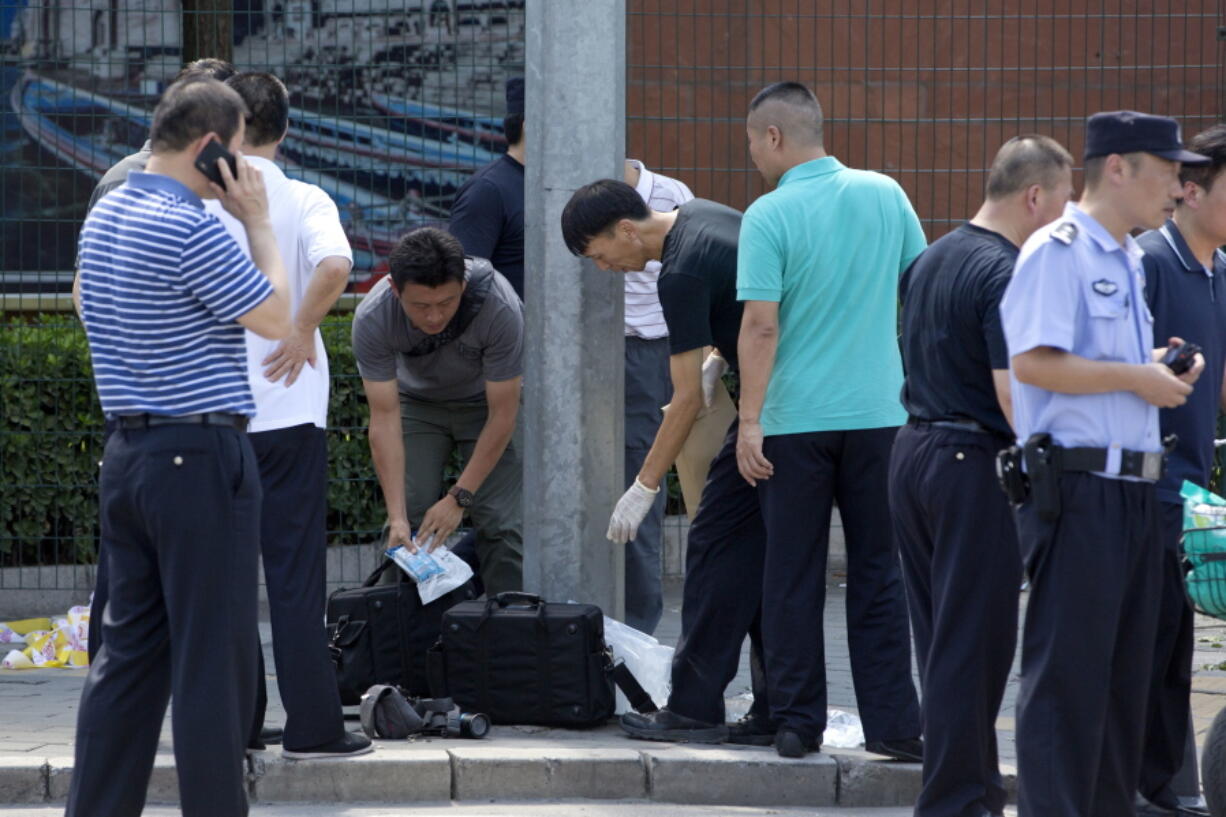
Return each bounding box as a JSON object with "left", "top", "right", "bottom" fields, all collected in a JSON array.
[
  {"left": 700, "top": 351, "right": 729, "bottom": 408},
  {"left": 607, "top": 478, "right": 661, "bottom": 545}
]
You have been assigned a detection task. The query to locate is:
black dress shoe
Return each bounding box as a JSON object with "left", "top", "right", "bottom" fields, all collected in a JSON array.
[
  {"left": 620, "top": 708, "right": 727, "bottom": 743},
  {"left": 774, "top": 727, "right": 819, "bottom": 758},
  {"left": 1137, "top": 792, "right": 1210, "bottom": 817},
  {"left": 726, "top": 712, "right": 778, "bottom": 746},
  {"left": 865, "top": 737, "right": 923, "bottom": 762}
]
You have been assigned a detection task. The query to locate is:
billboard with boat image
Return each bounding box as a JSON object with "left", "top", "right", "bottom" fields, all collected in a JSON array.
[{"left": 0, "top": 0, "right": 524, "bottom": 295}]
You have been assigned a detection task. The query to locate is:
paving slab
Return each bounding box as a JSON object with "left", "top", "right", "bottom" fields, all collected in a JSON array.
[{"left": 643, "top": 744, "right": 838, "bottom": 807}]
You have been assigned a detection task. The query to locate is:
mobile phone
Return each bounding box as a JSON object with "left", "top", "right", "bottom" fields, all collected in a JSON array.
[
  {"left": 1161, "top": 341, "right": 1202, "bottom": 376},
  {"left": 194, "top": 138, "right": 238, "bottom": 190}
]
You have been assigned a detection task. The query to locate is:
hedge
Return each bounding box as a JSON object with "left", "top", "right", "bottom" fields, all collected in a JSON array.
[
  {"left": 1, "top": 312, "right": 686, "bottom": 568},
  {"left": 0, "top": 313, "right": 388, "bottom": 566}
]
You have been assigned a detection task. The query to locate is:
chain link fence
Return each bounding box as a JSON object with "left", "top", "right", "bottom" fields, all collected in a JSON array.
[
  {"left": 2, "top": 2, "right": 1225, "bottom": 591},
  {"left": 0, "top": 0, "right": 525, "bottom": 592}
]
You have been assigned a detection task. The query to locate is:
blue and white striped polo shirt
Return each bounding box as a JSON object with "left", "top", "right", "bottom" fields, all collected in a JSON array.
[{"left": 77, "top": 171, "right": 273, "bottom": 417}]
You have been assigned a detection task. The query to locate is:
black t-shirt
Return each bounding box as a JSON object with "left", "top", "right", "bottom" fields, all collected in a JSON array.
[
  {"left": 898, "top": 222, "right": 1016, "bottom": 437},
  {"left": 657, "top": 199, "right": 745, "bottom": 372},
  {"left": 448, "top": 154, "right": 525, "bottom": 298}
]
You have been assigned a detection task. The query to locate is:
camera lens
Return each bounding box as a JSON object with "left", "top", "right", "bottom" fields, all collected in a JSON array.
[{"left": 460, "top": 712, "right": 490, "bottom": 739}]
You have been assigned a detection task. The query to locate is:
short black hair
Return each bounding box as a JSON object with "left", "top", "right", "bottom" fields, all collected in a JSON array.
[
  {"left": 984, "top": 135, "right": 1074, "bottom": 200},
  {"left": 560, "top": 179, "right": 651, "bottom": 256},
  {"left": 747, "top": 81, "right": 824, "bottom": 144},
  {"left": 389, "top": 227, "right": 467, "bottom": 289},
  {"left": 174, "top": 58, "right": 236, "bottom": 84},
  {"left": 503, "top": 113, "right": 523, "bottom": 146},
  {"left": 1181, "top": 124, "right": 1226, "bottom": 193},
  {"left": 149, "top": 78, "right": 248, "bottom": 153},
  {"left": 226, "top": 72, "right": 290, "bottom": 147},
  {"left": 1083, "top": 152, "right": 1145, "bottom": 190}
]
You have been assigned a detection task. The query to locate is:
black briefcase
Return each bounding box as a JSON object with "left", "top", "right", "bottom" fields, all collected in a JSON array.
[
  {"left": 326, "top": 559, "right": 477, "bottom": 705},
  {"left": 427, "top": 592, "right": 626, "bottom": 728}
]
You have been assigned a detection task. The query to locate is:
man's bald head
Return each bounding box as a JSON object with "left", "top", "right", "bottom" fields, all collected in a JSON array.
[
  {"left": 985, "top": 134, "right": 1074, "bottom": 200},
  {"left": 747, "top": 81, "right": 824, "bottom": 147}
]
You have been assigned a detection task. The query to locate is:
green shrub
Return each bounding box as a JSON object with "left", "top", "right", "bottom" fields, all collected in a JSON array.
[
  {"left": 0, "top": 315, "right": 105, "bottom": 565},
  {"left": 0, "top": 313, "right": 390, "bottom": 566}
]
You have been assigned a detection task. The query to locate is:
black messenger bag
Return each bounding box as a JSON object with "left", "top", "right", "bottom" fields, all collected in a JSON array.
[
  {"left": 426, "top": 592, "right": 656, "bottom": 728},
  {"left": 326, "top": 560, "right": 477, "bottom": 705}
]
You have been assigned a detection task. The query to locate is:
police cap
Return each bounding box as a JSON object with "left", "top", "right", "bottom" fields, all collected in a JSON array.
[{"left": 1084, "top": 110, "right": 1210, "bottom": 164}]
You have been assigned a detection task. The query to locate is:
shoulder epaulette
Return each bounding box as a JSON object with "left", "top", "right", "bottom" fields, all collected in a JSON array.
[{"left": 1050, "top": 222, "right": 1078, "bottom": 246}]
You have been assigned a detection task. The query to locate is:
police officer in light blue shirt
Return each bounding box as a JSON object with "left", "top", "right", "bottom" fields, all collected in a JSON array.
[{"left": 1001, "top": 111, "right": 1209, "bottom": 817}]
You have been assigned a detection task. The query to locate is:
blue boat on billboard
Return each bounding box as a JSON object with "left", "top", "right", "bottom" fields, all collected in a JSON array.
[
  {"left": 369, "top": 92, "right": 505, "bottom": 150},
  {"left": 11, "top": 72, "right": 433, "bottom": 270},
  {"left": 0, "top": 0, "right": 524, "bottom": 291}
]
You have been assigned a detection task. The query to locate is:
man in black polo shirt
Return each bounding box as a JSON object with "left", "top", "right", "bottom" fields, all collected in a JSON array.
[
  {"left": 560, "top": 180, "right": 772, "bottom": 745},
  {"left": 1136, "top": 124, "right": 1226, "bottom": 817},
  {"left": 448, "top": 78, "right": 525, "bottom": 298},
  {"left": 890, "top": 135, "right": 1073, "bottom": 817}
]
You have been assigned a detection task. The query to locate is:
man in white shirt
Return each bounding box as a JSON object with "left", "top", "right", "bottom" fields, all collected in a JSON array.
[
  {"left": 207, "top": 72, "right": 371, "bottom": 759},
  {"left": 619, "top": 159, "right": 693, "bottom": 634}
]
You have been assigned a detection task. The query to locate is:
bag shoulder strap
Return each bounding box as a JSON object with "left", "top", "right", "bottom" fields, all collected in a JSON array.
[{"left": 605, "top": 653, "right": 658, "bottom": 714}]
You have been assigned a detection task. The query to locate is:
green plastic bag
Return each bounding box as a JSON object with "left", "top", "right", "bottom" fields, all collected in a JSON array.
[{"left": 1180, "top": 480, "right": 1226, "bottom": 618}]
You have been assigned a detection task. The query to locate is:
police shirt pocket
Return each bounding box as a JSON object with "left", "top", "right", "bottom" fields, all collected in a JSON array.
[{"left": 1084, "top": 284, "right": 1129, "bottom": 360}]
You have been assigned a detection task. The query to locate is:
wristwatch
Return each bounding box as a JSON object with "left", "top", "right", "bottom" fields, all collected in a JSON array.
[{"left": 448, "top": 486, "right": 474, "bottom": 508}]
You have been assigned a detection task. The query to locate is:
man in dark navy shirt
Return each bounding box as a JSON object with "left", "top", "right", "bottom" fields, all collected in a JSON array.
[
  {"left": 890, "top": 135, "right": 1074, "bottom": 817},
  {"left": 1137, "top": 124, "right": 1226, "bottom": 817},
  {"left": 448, "top": 78, "right": 525, "bottom": 297},
  {"left": 560, "top": 180, "right": 772, "bottom": 746}
]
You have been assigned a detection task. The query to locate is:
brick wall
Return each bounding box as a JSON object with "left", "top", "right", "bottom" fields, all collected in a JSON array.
[{"left": 627, "top": 1, "right": 1224, "bottom": 237}]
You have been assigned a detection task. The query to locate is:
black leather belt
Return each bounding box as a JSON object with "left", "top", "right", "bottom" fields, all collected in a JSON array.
[
  {"left": 907, "top": 416, "right": 1001, "bottom": 436},
  {"left": 116, "top": 412, "right": 249, "bottom": 432},
  {"left": 1057, "top": 445, "right": 1165, "bottom": 481}
]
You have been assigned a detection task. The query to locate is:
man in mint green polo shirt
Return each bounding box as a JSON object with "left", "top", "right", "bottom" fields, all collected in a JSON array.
[{"left": 735, "top": 81, "right": 924, "bottom": 761}]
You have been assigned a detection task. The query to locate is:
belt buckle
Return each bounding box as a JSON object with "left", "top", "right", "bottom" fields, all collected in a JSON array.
[{"left": 1141, "top": 452, "right": 1163, "bottom": 481}]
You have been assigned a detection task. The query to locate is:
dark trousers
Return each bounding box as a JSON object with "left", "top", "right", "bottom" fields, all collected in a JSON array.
[
  {"left": 1139, "top": 501, "right": 1199, "bottom": 807},
  {"left": 248, "top": 424, "right": 345, "bottom": 752},
  {"left": 758, "top": 427, "right": 920, "bottom": 743},
  {"left": 1015, "top": 472, "right": 1163, "bottom": 817},
  {"left": 400, "top": 396, "right": 522, "bottom": 595},
  {"left": 667, "top": 419, "right": 770, "bottom": 725},
  {"left": 67, "top": 424, "right": 260, "bottom": 817},
  {"left": 624, "top": 336, "right": 672, "bottom": 634},
  {"left": 889, "top": 424, "right": 1021, "bottom": 817},
  {"left": 87, "top": 418, "right": 118, "bottom": 664}
]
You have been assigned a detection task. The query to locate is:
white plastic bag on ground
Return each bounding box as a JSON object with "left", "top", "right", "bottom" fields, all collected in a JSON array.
[
  {"left": 602, "top": 616, "right": 674, "bottom": 714},
  {"left": 824, "top": 708, "right": 865, "bottom": 748}
]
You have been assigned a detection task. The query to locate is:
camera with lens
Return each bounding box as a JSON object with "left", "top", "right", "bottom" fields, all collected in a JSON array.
[
  {"left": 359, "top": 685, "right": 490, "bottom": 740},
  {"left": 416, "top": 696, "right": 491, "bottom": 739}
]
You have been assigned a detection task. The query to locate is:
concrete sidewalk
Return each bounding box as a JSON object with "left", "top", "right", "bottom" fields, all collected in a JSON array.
[{"left": 3, "top": 579, "right": 1226, "bottom": 807}]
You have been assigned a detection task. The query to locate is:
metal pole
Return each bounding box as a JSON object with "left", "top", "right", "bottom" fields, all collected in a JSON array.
[{"left": 523, "top": 0, "right": 626, "bottom": 618}]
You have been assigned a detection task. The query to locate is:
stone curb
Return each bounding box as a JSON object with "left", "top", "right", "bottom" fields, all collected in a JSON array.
[
  {"left": 3, "top": 746, "right": 1016, "bottom": 808},
  {"left": 0, "top": 758, "right": 47, "bottom": 803},
  {"left": 643, "top": 746, "right": 838, "bottom": 806}
]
